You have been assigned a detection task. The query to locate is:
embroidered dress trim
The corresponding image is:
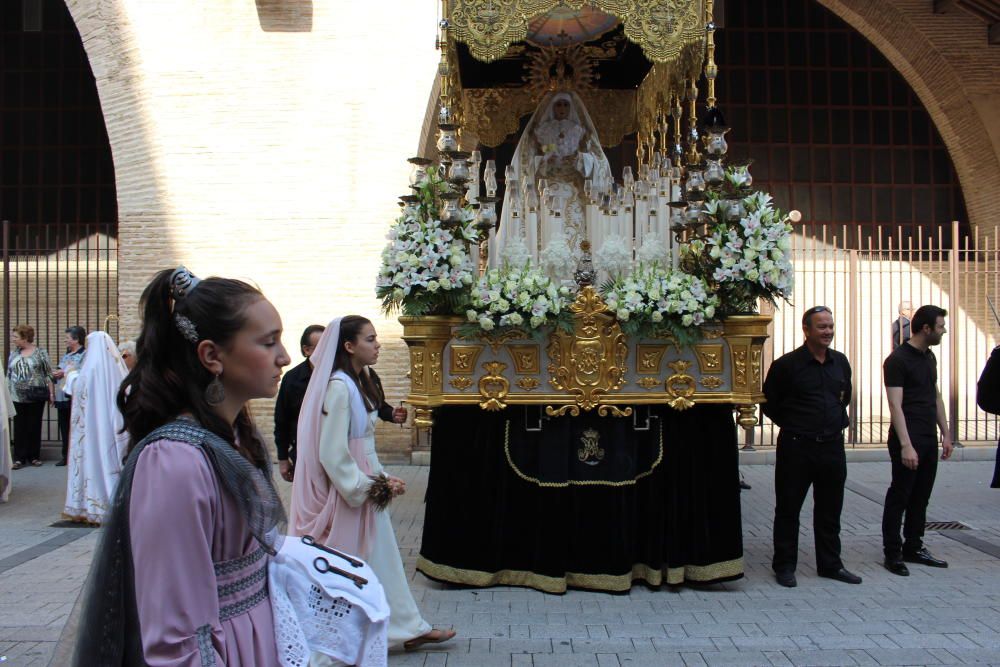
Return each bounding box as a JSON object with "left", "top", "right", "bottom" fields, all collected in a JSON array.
[
  {"left": 195, "top": 624, "right": 217, "bottom": 667},
  {"left": 214, "top": 545, "right": 266, "bottom": 576},
  {"left": 217, "top": 563, "right": 267, "bottom": 597},
  {"left": 218, "top": 583, "right": 269, "bottom": 621}
]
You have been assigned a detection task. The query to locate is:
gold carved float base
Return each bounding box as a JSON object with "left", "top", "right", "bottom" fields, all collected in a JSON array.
[{"left": 400, "top": 287, "right": 771, "bottom": 429}]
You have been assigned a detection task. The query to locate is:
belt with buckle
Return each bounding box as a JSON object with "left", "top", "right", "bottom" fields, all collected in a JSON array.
[{"left": 787, "top": 431, "right": 841, "bottom": 442}]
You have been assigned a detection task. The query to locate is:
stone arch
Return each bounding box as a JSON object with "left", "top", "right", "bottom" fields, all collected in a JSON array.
[
  {"left": 61, "top": 0, "right": 173, "bottom": 336},
  {"left": 816, "top": 0, "right": 1000, "bottom": 240}
]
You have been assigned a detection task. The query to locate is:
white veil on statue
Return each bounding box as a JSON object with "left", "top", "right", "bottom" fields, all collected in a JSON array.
[{"left": 491, "top": 91, "right": 612, "bottom": 275}]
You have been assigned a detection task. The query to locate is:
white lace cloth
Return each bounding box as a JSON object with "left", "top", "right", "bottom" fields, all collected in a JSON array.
[{"left": 269, "top": 537, "right": 390, "bottom": 667}]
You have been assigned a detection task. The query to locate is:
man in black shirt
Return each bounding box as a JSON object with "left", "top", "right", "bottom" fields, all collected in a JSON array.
[
  {"left": 882, "top": 305, "right": 953, "bottom": 575},
  {"left": 274, "top": 324, "right": 405, "bottom": 482},
  {"left": 762, "top": 306, "right": 861, "bottom": 588},
  {"left": 274, "top": 325, "right": 326, "bottom": 481}
]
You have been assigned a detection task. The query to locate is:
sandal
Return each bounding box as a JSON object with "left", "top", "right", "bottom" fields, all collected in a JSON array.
[
  {"left": 404, "top": 628, "right": 456, "bottom": 652},
  {"left": 30, "top": 459, "right": 43, "bottom": 467},
  {"left": 12, "top": 461, "right": 23, "bottom": 470}
]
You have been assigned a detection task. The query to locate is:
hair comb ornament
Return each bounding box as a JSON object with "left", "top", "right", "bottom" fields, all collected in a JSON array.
[
  {"left": 174, "top": 314, "right": 200, "bottom": 343},
  {"left": 170, "top": 266, "right": 202, "bottom": 301}
]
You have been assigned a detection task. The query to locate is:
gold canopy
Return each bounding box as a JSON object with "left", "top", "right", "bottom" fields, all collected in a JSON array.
[{"left": 448, "top": 0, "right": 705, "bottom": 65}]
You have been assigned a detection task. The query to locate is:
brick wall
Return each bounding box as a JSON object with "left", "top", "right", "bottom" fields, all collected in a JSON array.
[
  {"left": 818, "top": 0, "right": 1000, "bottom": 245},
  {"left": 63, "top": 0, "right": 437, "bottom": 459}
]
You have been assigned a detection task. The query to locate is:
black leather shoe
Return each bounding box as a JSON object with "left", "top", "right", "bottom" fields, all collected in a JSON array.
[
  {"left": 818, "top": 567, "right": 862, "bottom": 584},
  {"left": 739, "top": 479, "right": 752, "bottom": 491},
  {"left": 903, "top": 547, "right": 948, "bottom": 568},
  {"left": 775, "top": 571, "right": 797, "bottom": 588},
  {"left": 884, "top": 558, "right": 910, "bottom": 576},
  {"left": 55, "top": 459, "right": 67, "bottom": 467}
]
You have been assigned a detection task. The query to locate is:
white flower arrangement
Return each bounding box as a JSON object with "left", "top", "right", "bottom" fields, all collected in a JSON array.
[
  {"left": 601, "top": 263, "right": 720, "bottom": 342},
  {"left": 680, "top": 172, "right": 795, "bottom": 314},
  {"left": 539, "top": 230, "right": 576, "bottom": 281},
  {"left": 499, "top": 233, "right": 531, "bottom": 270},
  {"left": 702, "top": 190, "right": 793, "bottom": 311},
  {"left": 594, "top": 235, "right": 632, "bottom": 279},
  {"left": 376, "top": 207, "right": 477, "bottom": 316},
  {"left": 464, "top": 265, "right": 573, "bottom": 334},
  {"left": 636, "top": 231, "right": 670, "bottom": 266}
]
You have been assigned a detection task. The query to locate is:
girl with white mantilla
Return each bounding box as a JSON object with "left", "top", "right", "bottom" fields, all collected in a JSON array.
[{"left": 290, "top": 315, "right": 456, "bottom": 655}]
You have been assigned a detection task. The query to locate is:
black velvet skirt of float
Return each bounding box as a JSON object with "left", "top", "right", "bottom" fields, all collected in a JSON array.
[{"left": 416, "top": 403, "right": 744, "bottom": 593}]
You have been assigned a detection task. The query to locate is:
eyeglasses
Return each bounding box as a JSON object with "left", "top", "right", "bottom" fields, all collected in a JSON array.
[{"left": 802, "top": 306, "right": 832, "bottom": 326}]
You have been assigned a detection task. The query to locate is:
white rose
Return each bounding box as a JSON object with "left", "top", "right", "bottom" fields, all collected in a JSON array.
[
  {"left": 651, "top": 311, "right": 664, "bottom": 323},
  {"left": 616, "top": 308, "right": 630, "bottom": 321},
  {"left": 509, "top": 313, "right": 524, "bottom": 326},
  {"left": 530, "top": 315, "right": 545, "bottom": 328},
  {"left": 682, "top": 314, "right": 694, "bottom": 327},
  {"left": 427, "top": 280, "right": 440, "bottom": 292},
  {"left": 479, "top": 316, "right": 495, "bottom": 331},
  {"left": 466, "top": 309, "right": 478, "bottom": 322}
]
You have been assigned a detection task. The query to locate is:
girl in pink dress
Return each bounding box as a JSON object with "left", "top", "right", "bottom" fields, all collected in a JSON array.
[{"left": 73, "top": 267, "right": 290, "bottom": 666}]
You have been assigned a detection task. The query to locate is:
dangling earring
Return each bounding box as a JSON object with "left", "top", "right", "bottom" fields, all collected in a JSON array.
[{"left": 205, "top": 372, "right": 225, "bottom": 406}]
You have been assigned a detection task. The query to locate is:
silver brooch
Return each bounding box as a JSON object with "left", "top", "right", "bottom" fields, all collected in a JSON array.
[{"left": 174, "top": 314, "right": 200, "bottom": 343}]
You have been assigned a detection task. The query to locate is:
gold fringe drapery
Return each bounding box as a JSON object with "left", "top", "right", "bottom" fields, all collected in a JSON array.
[{"left": 449, "top": 0, "right": 706, "bottom": 65}]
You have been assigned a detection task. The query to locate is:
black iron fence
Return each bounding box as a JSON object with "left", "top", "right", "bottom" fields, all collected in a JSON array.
[
  {"left": 2, "top": 220, "right": 119, "bottom": 444},
  {"left": 744, "top": 220, "right": 999, "bottom": 447}
]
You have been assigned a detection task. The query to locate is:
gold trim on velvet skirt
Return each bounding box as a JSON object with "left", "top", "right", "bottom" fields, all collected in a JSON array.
[{"left": 416, "top": 556, "right": 745, "bottom": 593}]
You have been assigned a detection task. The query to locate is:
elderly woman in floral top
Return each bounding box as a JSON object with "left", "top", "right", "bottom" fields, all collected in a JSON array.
[{"left": 7, "top": 324, "right": 54, "bottom": 468}]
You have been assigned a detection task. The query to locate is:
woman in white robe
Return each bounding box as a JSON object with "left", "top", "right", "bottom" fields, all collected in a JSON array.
[
  {"left": 491, "top": 91, "right": 612, "bottom": 275},
  {"left": 290, "top": 315, "right": 455, "bottom": 657},
  {"left": 62, "top": 331, "right": 129, "bottom": 524},
  {"left": 0, "top": 369, "right": 14, "bottom": 503}
]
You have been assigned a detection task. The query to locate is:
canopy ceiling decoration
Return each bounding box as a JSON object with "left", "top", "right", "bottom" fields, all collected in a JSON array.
[
  {"left": 448, "top": 0, "right": 705, "bottom": 64},
  {"left": 438, "top": 0, "right": 711, "bottom": 154}
]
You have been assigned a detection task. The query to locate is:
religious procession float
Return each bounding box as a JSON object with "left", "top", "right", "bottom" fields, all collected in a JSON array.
[{"left": 376, "top": 0, "right": 798, "bottom": 593}]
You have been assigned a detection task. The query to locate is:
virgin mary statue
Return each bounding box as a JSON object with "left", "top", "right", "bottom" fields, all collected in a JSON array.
[{"left": 491, "top": 91, "right": 612, "bottom": 278}]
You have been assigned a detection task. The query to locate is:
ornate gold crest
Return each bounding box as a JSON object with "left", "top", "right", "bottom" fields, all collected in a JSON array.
[{"left": 546, "top": 286, "right": 628, "bottom": 416}]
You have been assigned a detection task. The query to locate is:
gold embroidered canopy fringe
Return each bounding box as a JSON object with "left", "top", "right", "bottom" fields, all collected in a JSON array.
[{"left": 448, "top": 0, "right": 706, "bottom": 65}]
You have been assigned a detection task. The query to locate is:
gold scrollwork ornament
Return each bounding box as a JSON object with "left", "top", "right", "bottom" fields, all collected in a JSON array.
[
  {"left": 700, "top": 376, "right": 724, "bottom": 389},
  {"left": 478, "top": 361, "right": 510, "bottom": 411},
  {"left": 664, "top": 359, "right": 696, "bottom": 410},
  {"left": 449, "top": 376, "right": 474, "bottom": 391},
  {"left": 516, "top": 376, "right": 540, "bottom": 391}
]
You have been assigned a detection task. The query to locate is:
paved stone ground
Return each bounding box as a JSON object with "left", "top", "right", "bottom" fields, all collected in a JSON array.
[{"left": 1, "top": 449, "right": 999, "bottom": 666}]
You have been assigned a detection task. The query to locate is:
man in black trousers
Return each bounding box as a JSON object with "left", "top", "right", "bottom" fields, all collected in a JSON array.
[
  {"left": 762, "top": 305, "right": 862, "bottom": 588},
  {"left": 882, "top": 305, "right": 953, "bottom": 575}
]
